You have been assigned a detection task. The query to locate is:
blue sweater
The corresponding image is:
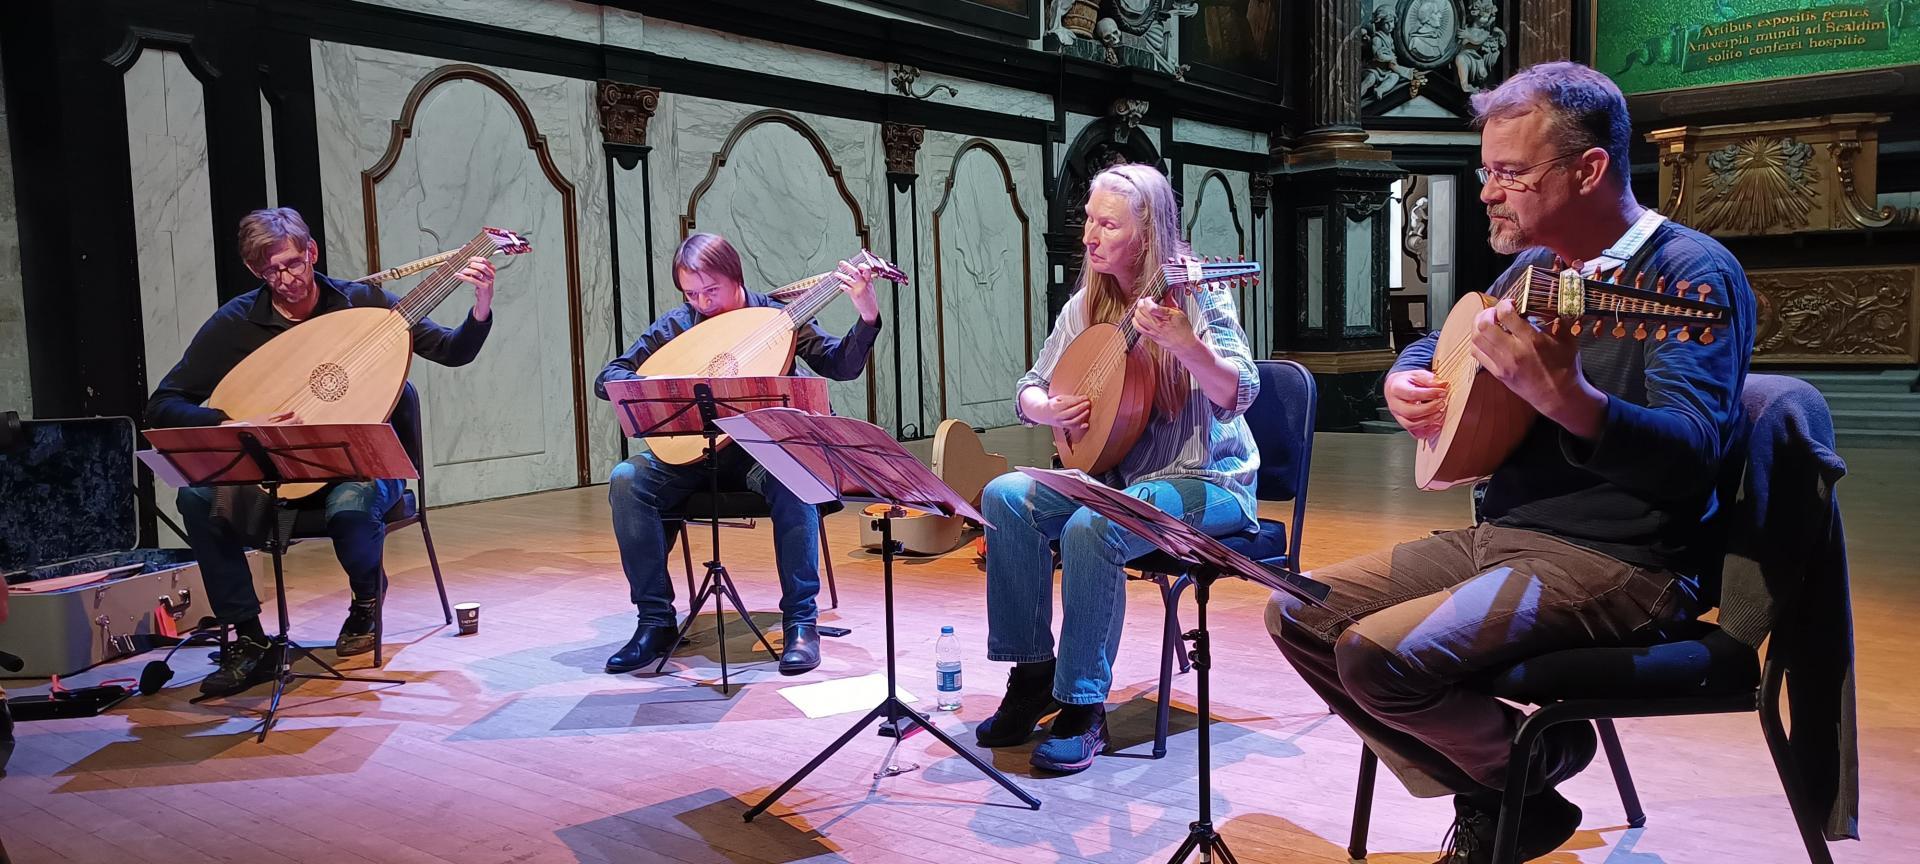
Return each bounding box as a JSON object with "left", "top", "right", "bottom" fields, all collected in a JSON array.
[{"left": 1393, "top": 220, "right": 1756, "bottom": 574}]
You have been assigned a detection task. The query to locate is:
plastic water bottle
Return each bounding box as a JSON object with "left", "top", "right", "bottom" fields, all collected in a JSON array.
[{"left": 935, "top": 626, "right": 963, "bottom": 711}]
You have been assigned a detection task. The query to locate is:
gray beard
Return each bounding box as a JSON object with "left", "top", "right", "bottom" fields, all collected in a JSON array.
[{"left": 1488, "top": 223, "right": 1527, "bottom": 256}]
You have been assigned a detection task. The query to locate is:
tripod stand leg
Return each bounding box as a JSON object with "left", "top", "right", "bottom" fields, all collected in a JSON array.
[
  {"left": 893, "top": 697, "right": 1042, "bottom": 810},
  {"left": 744, "top": 700, "right": 894, "bottom": 822},
  {"left": 714, "top": 568, "right": 777, "bottom": 658},
  {"left": 655, "top": 570, "right": 723, "bottom": 674}
]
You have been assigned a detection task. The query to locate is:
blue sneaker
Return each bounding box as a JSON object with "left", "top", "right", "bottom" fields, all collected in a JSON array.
[{"left": 1030, "top": 703, "right": 1107, "bottom": 774}]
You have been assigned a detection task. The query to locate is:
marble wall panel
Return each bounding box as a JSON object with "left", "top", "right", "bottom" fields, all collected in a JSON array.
[
  {"left": 650, "top": 95, "right": 891, "bottom": 426},
  {"left": 0, "top": 41, "right": 27, "bottom": 417},
  {"left": 1172, "top": 117, "right": 1267, "bottom": 153},
  {"left": 919, "top": 131, "right": 1048, "bottom": 432},
  {"left": 313, "top": 41, "right": 619, "bottom": 503},
  {"left": 1180, "top": 165, "right": 1265, "bottom": 349},
  {"left": 124, "top": 49, "right": 219, "bottom": 540}
]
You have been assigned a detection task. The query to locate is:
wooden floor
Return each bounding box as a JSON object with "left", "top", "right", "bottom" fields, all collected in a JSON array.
[{"left": 3, "top": 430, "right": 1915, "bottom": 864}]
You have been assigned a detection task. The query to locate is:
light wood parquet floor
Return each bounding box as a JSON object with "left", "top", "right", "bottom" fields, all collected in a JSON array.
[{"left": 2, "top": 430, "right": 1914, "bottom": 864}]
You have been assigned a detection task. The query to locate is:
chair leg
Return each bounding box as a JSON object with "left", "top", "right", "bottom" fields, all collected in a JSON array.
[
  {"left": 818, "top": 513, "right": 838, "bottom": 610},
  {"left": 1760, "top": 693, "right": 1837, "bottom": 864},
  {"left": 678, "top": 522, "right": 696, "bottom": 621},
  {"left": 1492, "top": 715, "right": 1548, "bottom": 864},
  {"left": 373, "top": 572, "right": 387, "bottom": 667},
  {"left": 1595, "top": 719, "right": 1646, "bottom": 829},
  {"left": 417, "top": 513, "right": 452, "bottom": 625},
  {"left": 1348, "top": 747, "right": 1379, "bottom": 861},
  {"left": 1169, "top": 575, "right": 1194, "bottom": 674}
]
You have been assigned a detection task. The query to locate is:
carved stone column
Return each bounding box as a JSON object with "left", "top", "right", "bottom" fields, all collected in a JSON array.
[
  {"left": 1517, "top": 0, "right": 1572, "bottom": 67},
  {"left": 882, "top": 122, "right": 924, "bottom": 192},
  {"left": 1296, "top": 0, "right": 1371, "bottom": 156}
]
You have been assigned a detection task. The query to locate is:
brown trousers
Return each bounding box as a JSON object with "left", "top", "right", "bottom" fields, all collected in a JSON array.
[{"left": 1267, "top": 522, "right": 1695, "bottom": 797}]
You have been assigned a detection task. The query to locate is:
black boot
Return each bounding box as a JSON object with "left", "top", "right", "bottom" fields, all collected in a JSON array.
[
  {"left": 199, "top": 636, "right": 283, "bottom": 698},
  {"left": 606, "top": 621, "right": 679, "bottom": 673},
  {"left": 974, "top": 659, "right": 1060, "bottom": 747},
  {"left": 778, "top": 623, "right": 821, "bottom": 675},
  {"left": 335, "top": 597, "right": 379, "bottom": 657}
]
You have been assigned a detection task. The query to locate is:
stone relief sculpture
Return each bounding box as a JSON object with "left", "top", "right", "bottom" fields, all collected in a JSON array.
[
  {"left": 1359, "top": 0, "right": 1508, "bottom": 109},
  {"left": 1454, "top": 0, "right": 1504, "bottom": 93},
  {"left": 1360, "top": 6, "right": 1422, "bottom": 103},
  {"left": 1052, "top": 0, "right": 1197, "bottom": 79}
]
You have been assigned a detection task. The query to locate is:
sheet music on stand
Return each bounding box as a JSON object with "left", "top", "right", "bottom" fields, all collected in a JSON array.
[
  {"left": 602, "top": 376, "right": 831, "bottom": 439},
  {"left": 713, "top": 408, "right": 988, "bottom": 525},
  {"left": 1014, "top": 466, "right": 1329, "bottom": 606}
]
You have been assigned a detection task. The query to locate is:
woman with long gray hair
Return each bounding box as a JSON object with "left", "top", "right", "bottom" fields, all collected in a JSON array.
[{"left": 971, "top": 163, "right": 1263, "bottom": 774}]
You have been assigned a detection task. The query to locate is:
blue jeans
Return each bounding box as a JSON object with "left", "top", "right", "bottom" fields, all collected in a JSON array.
[
  {"left": 608, "top": 447, "right": 821, "bottom": 628},
  {"left": 982, "top": 473, "right": 1252, "bottom": 706},
  {"left": 178, "top": 480, "right": 403, "bottom": 624}
]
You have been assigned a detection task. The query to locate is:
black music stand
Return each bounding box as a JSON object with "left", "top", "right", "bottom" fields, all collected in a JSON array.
[
  {"left": 604, "top": 376, "right": 830, "bottom": 694},
  {"left": 141, "top": 423, "right": 413, "bottom": 743},
  {"left": 716, "top": 408, "right": 1043, "bottom": 819},
  {"left": 1014, "top": 466, "right": 1332, "bottom": 864}
]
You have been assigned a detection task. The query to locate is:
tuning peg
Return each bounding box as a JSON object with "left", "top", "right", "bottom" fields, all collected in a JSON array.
[
  {"left": 1612, "top": 320, "right": 1627, "bottom": 338},
  {"left": 1655, "top": 324, "right": 1669, "bottom": 340},
  {"left": 1549, "top": 318, "right": 1563, "bottom": 336},
  {"left": 1655, "top": 276, "right": 1669, "bottom": 295},
  {"left": 1569, "top": 319, "right": 1584, "bottom": 336},
  {"left": 1695, "top": 283, "right": 1711, "bottom": 301},
  {"left": 1673, "top": 279, "right": 1691, "bottom": 299},
  {"left": 1634, "top": 271, "right": 1646, "bottom": 290},
  {"left": 1700, "top": 327, "right": 1715, "bottom": 345},
  {"left": 1675, "top": 326, "right": 1691, "bottom": 342},
  {"left": 1634, "top": 322, "right": 1648, "bottom": 340},
  {"left": 1607, "top": 268, "right": 1622, "bottom": 284}
]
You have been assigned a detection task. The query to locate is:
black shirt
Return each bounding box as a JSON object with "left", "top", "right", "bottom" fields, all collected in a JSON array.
[{"left": 146, "top": 273, "right": 493, "bottom": 428}]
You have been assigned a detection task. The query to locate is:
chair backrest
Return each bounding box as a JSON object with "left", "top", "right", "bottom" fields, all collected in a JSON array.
[
  {"left": 1716, "top": 373, "right": 1845, "bottom": 651},
  {"left": 1245, "top": 359, "right": 1317, "bottom": 566}
]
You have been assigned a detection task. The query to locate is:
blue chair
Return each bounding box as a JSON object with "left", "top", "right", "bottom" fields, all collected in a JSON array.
[{"left": 1114, "top": 359, "right": 1316, "bottom": 759}]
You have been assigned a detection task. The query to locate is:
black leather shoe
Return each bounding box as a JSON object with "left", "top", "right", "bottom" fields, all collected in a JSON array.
[
  {"left": 335, "top": 599, "right": 379, "bottom": 657},
  {"left": 199, "top": 637, "right": 282, "bottom": 698},
  {"left": 606, "top": 623, "right": 679, "bottom": 673},
  {"left": 975, "top": 659, "right": 1060, "bottom": 748},
  {"left": 778, "top": 623, "right": 821, "bottom": 676}
]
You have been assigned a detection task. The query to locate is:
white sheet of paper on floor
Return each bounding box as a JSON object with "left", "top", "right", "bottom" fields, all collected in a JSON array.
[{"left": 778, "top": 672, "right": 918, "bottom": 719}]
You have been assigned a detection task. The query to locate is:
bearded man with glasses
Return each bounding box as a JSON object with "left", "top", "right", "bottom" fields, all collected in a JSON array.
[
  {"left": 1266, "top": 62, "right": 1756, "bottom": 862},
  {"left": 146, "top": 207, "right": 496, "bottom": 697}
]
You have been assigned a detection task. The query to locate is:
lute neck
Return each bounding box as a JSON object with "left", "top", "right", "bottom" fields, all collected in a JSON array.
[{"left": 391, "top": 234, "right": 494, "bottom": 326}]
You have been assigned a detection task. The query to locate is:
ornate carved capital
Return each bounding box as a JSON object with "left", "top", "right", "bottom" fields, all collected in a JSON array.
[
  {"left": 1110, "top": 97, "right": 1150, "bottom": 143},
  {"left": 1250, "top": 172, "right": 1271, "bottom": 216},
  {"left": 1339, "top": 189, "right": 1387, "bottom": 221},
  {"left": 1648, "top": 114, "right": 1918, "bottom": 236},
  {"left": 597, "top": 80, "right": 660, "bottom": 149},
  {"left": 882, "top": 122, "right": 925, "bottom": 178}
]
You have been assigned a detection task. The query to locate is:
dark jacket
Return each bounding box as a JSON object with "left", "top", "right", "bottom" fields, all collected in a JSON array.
[
  {"left": 1717, "top": 374, "right": 1858, "bottom": 840},
  {"left": 146, "top": 274, "right": 493, "bottom": 427}
]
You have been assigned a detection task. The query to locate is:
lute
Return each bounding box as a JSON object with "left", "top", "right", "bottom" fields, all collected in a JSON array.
[
  {"left": 1415, "top": 263, "right": 1729, "bottom": 490},
  {"left": 636, "top": 249, "right": 907, "bottom": 465},
  {"left": 204, "top": 227, "right": 531, "bottom": 500},
  {"left": 1049, "top": 257, "right": 1262, "bottom": 474}
]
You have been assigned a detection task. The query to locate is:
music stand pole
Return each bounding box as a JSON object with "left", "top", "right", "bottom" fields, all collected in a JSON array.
[
  {"left": 1164, "top": 565, "right": 1236, "bottom": 864},
  {"left": 192, "top": 431, "right": 405, "bottom": 743},
  {"left": 745, "top": 505, "right": 1041, "bottom": 821},
  {"left": 651, "top": 383, "right": 778, "bottom": 692}
]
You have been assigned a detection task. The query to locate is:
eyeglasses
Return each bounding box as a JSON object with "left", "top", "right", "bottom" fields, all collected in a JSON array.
[
  {"left": 255, "top": 258, "right": 310, "bottom": 282},
  {"left": 1476, "top": 150, "right": 1588, "bottom": 190}
]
